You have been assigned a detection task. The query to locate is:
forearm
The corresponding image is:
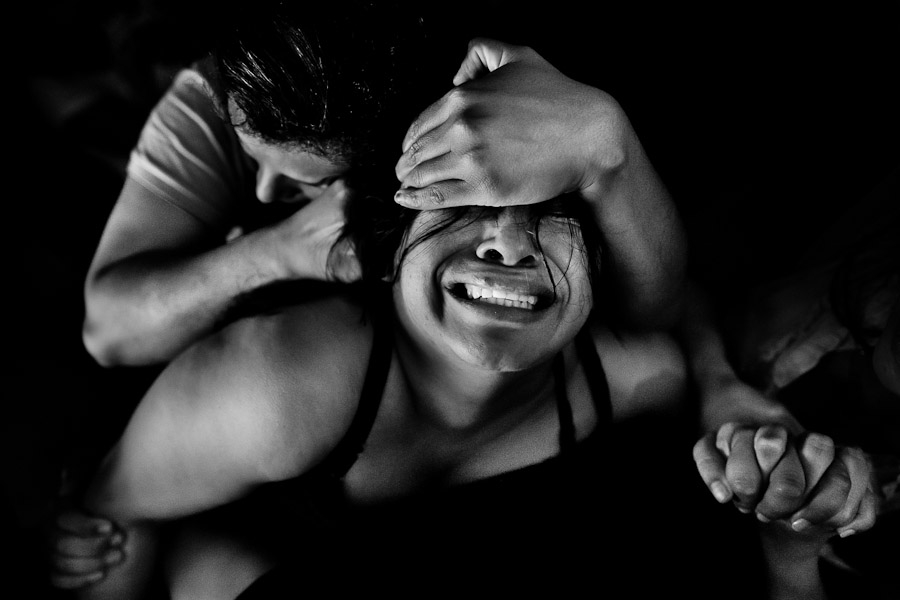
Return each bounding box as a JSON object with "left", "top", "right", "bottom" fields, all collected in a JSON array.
[
  {"left": 760, "top": 525, "right": 827, "bottom": 600},
  {"left": 766, "top": 558, "right": 826, "bottom": 600},
  {"left": 83, "top": 227, "right": 292, "bottom": 366},
  {"left": 677, "top": 281, "right": 734, "bottom": 385},
  {"left": 583, "top": 124, "right": 687, "bottom": 330},
  {"left": 675, "top": 281, "right": 800, "bottom": 431}
]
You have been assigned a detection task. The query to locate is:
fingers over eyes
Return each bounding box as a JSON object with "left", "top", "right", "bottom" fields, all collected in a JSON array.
[
  {"left": 397, "top": 149, "right": 459, "bottom": 192},
  {"left": 394, "top": 181, "right": 474, "bottom": 210},
  {"left": 401, "top": 96, "right": 454, "bottom": 154}
]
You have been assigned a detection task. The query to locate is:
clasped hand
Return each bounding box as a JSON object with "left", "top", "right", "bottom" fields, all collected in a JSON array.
[{"left": 694, "top": 423, "right": 878, "bottom": 539}]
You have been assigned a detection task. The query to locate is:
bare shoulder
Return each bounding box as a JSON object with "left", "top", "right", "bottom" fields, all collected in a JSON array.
[
  {"left": 587, "top": 320, "right": 687, "bottom": 420},
  {"left": 151, "top": 290, "right": 376, "bottom": 481}
]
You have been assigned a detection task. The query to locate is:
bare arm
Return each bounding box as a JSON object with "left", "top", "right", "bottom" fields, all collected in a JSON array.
[
  {"left": 83, "top": 176, "right": 353, "bottom": 366},
  {"left": 72, "top": 298, "right": 369, "bottom": 598},
  {"left": 677, "top": 281, "right": 802, "bottom": 433}
]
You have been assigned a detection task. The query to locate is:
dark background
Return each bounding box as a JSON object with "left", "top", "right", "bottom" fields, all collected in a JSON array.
[{"left": 8, "top": 1, "right": 899, "bottom": 596}]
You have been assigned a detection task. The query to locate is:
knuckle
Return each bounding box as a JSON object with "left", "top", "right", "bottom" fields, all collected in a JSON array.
[
  {"left": 855, "top": 502, "right": 878, "bottom": 530},
  {"left": 478, "top": 172, "right": 504, "bottom": 202},
  {"left": 804, "top": 433, "right": 835, "bottom": 456},
  {"left": 769, "top": 477, "right": 806, "bottom": 503},
  {"left": 407, "top": 138, "right": 424, "bottom": 164},
  {"left": 831, "top": 469, "right": 853, "bottom": 496},
  {"left": 426, "top": 186, "right": 446, "bottom": 206},
  {"left": 757, "top": 424, "right": 787, "bottom": 439},
  {"left": 729, "top": 475, "right": 760, "bottom": 497},
  {"left": 453, "top": 118, "right": 478, "bottom": 146},
  {"left": 692, "top": 438, "right": 712, "bottom": 460},
  {"left": 445, "top": 86, "right": 471, "bottom": 108},
  {"left": 832, "top": 505, "right": 857, "bottom": 527},
  {"left": 407, "top": 166, "right": 425, "bottom": 189},
  {"left": 405, "top": 120, "right": 422, "bottom": 144}
]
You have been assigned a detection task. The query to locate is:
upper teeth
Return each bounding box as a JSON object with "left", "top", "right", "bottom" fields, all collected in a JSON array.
[{"left": 464, "top": 284, "right": 537, "bottom": 309}]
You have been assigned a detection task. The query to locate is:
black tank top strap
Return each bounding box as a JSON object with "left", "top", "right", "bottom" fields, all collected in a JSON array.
[
  {"left": 553, "top": 352, "right": 577, "bottom": 454},
  {"left": 574, "top": 327, "right": 613, "bottom": 432},
  {"left": 554, "top": 327, "right": 613, "bottom": 454},
  {"left": 314, "top": 296, "right": 393, "bottom": 480}
]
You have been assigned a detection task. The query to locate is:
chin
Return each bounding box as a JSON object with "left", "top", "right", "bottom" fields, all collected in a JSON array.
[{"left": 452, "top": 337, "right": 553, "bottom": 373}]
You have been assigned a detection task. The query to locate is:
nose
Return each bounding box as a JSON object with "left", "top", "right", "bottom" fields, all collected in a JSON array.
[
  {"left": 255, "top": 166, "right": 280, "bottom": 204},
  {"left": 475, "top": 209, "right": 539, "bottom": 267}
]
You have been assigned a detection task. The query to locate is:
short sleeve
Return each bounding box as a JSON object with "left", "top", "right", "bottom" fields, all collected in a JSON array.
[{"left": 126, "top": 68, "right": 255, "bottom": 233}]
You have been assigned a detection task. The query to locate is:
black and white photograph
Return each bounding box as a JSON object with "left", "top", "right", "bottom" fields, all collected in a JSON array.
[{"left": 9, "top": 1, "right": 898, "bottom": 598}]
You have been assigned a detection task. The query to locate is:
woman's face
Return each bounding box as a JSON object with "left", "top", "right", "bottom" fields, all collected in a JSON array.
[{"left": 393, "top": 205, "right": 594, "bottom": 372}]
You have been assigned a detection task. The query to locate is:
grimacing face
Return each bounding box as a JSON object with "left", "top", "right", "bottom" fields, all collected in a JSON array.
[{"left": 393, "top": 204, "right": 594, "bottom": 372}]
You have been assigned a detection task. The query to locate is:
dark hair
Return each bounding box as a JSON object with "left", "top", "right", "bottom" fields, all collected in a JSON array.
[{"left": 206, "top": 1, "right": 441, "bottom": 168}]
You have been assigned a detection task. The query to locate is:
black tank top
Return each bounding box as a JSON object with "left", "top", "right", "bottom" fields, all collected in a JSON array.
[
  {"left": 236, "top": 301, "right": 768, "bottom": 599},
  {"left": 309, "top": 303, "right": 613, "bottom": 484}
]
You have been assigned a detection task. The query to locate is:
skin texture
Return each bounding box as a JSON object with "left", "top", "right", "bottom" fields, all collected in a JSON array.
[
  {"left": 394, "top": 38, "right": 687, "bottom": 331},
  {"left": 83, "top": 130, "right": 357, "bottom": 366},
  {"left": 53, "top": 38, "right": 881, "bottom": 600},
  {"left": 393, "top": 207, "right": 593, "bottom": 373},
  {"left": 53, "top": 204, "right": 875, "bottom": 600}
]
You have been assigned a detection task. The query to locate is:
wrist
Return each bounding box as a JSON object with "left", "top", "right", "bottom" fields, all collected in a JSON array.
[
  {"left": 268, "top": 215, "right": 339, "bottom": 281},
  {"left": 248, "top": 221, "right": 314, "bottom": 282},
  {"left": 763, "top": 535, "right": 826, "bottom": 600},
  {"left": 577, "top": 94, "right": 631, "bottom": 203}
]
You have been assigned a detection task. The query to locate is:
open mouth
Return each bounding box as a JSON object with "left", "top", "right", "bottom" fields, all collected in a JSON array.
[{"left": 448, "top": 283, "right": 552, "bottom": 311}]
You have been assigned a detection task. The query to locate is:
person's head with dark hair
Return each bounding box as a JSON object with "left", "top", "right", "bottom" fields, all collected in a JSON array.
[
  {"left": 195, "top": 1, "right": 453, "bottom": 285},
  {"left": 207, "top": 0, "right": 439, "bottom": 175}
]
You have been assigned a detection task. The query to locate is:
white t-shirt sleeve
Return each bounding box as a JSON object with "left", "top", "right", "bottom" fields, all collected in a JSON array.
[{"left": 126, "top": 68, "right": 252, "bottom": 233}]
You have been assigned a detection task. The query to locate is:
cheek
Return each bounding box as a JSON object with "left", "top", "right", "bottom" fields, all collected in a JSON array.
[
  {"left": 547, "top": 244, "right": 593, "bottom": 306},
  {"left": 395, "top": 256, "right": 442, "bottom": 322}
]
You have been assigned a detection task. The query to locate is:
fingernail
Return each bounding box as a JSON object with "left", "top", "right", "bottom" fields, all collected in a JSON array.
[
  {"left": 711, "top": 482, "right": 729, "bottom": 503},
  {"left": 105, "top": 550, "right": 123, "bottom": 564},
  {"left": 839, "top": 529, "right": 856, "bottom": 538},
  {"left": 792, "top": 518, "right": 810, "bottom": 532},
  {"left": 109, "top": 533, "right": 124, "bottom": 546},
  {"left": 394, "top": 191, "right": 419, "bottom": 208},
  {"left": 737, "top": 506, "right": 752, "bottom": 514},
  {"left": 96, "top": 522, "right": 112, "bottom": 534},
  {"left": 756, "top": 512, "right": 771, "bottom": 523}
]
